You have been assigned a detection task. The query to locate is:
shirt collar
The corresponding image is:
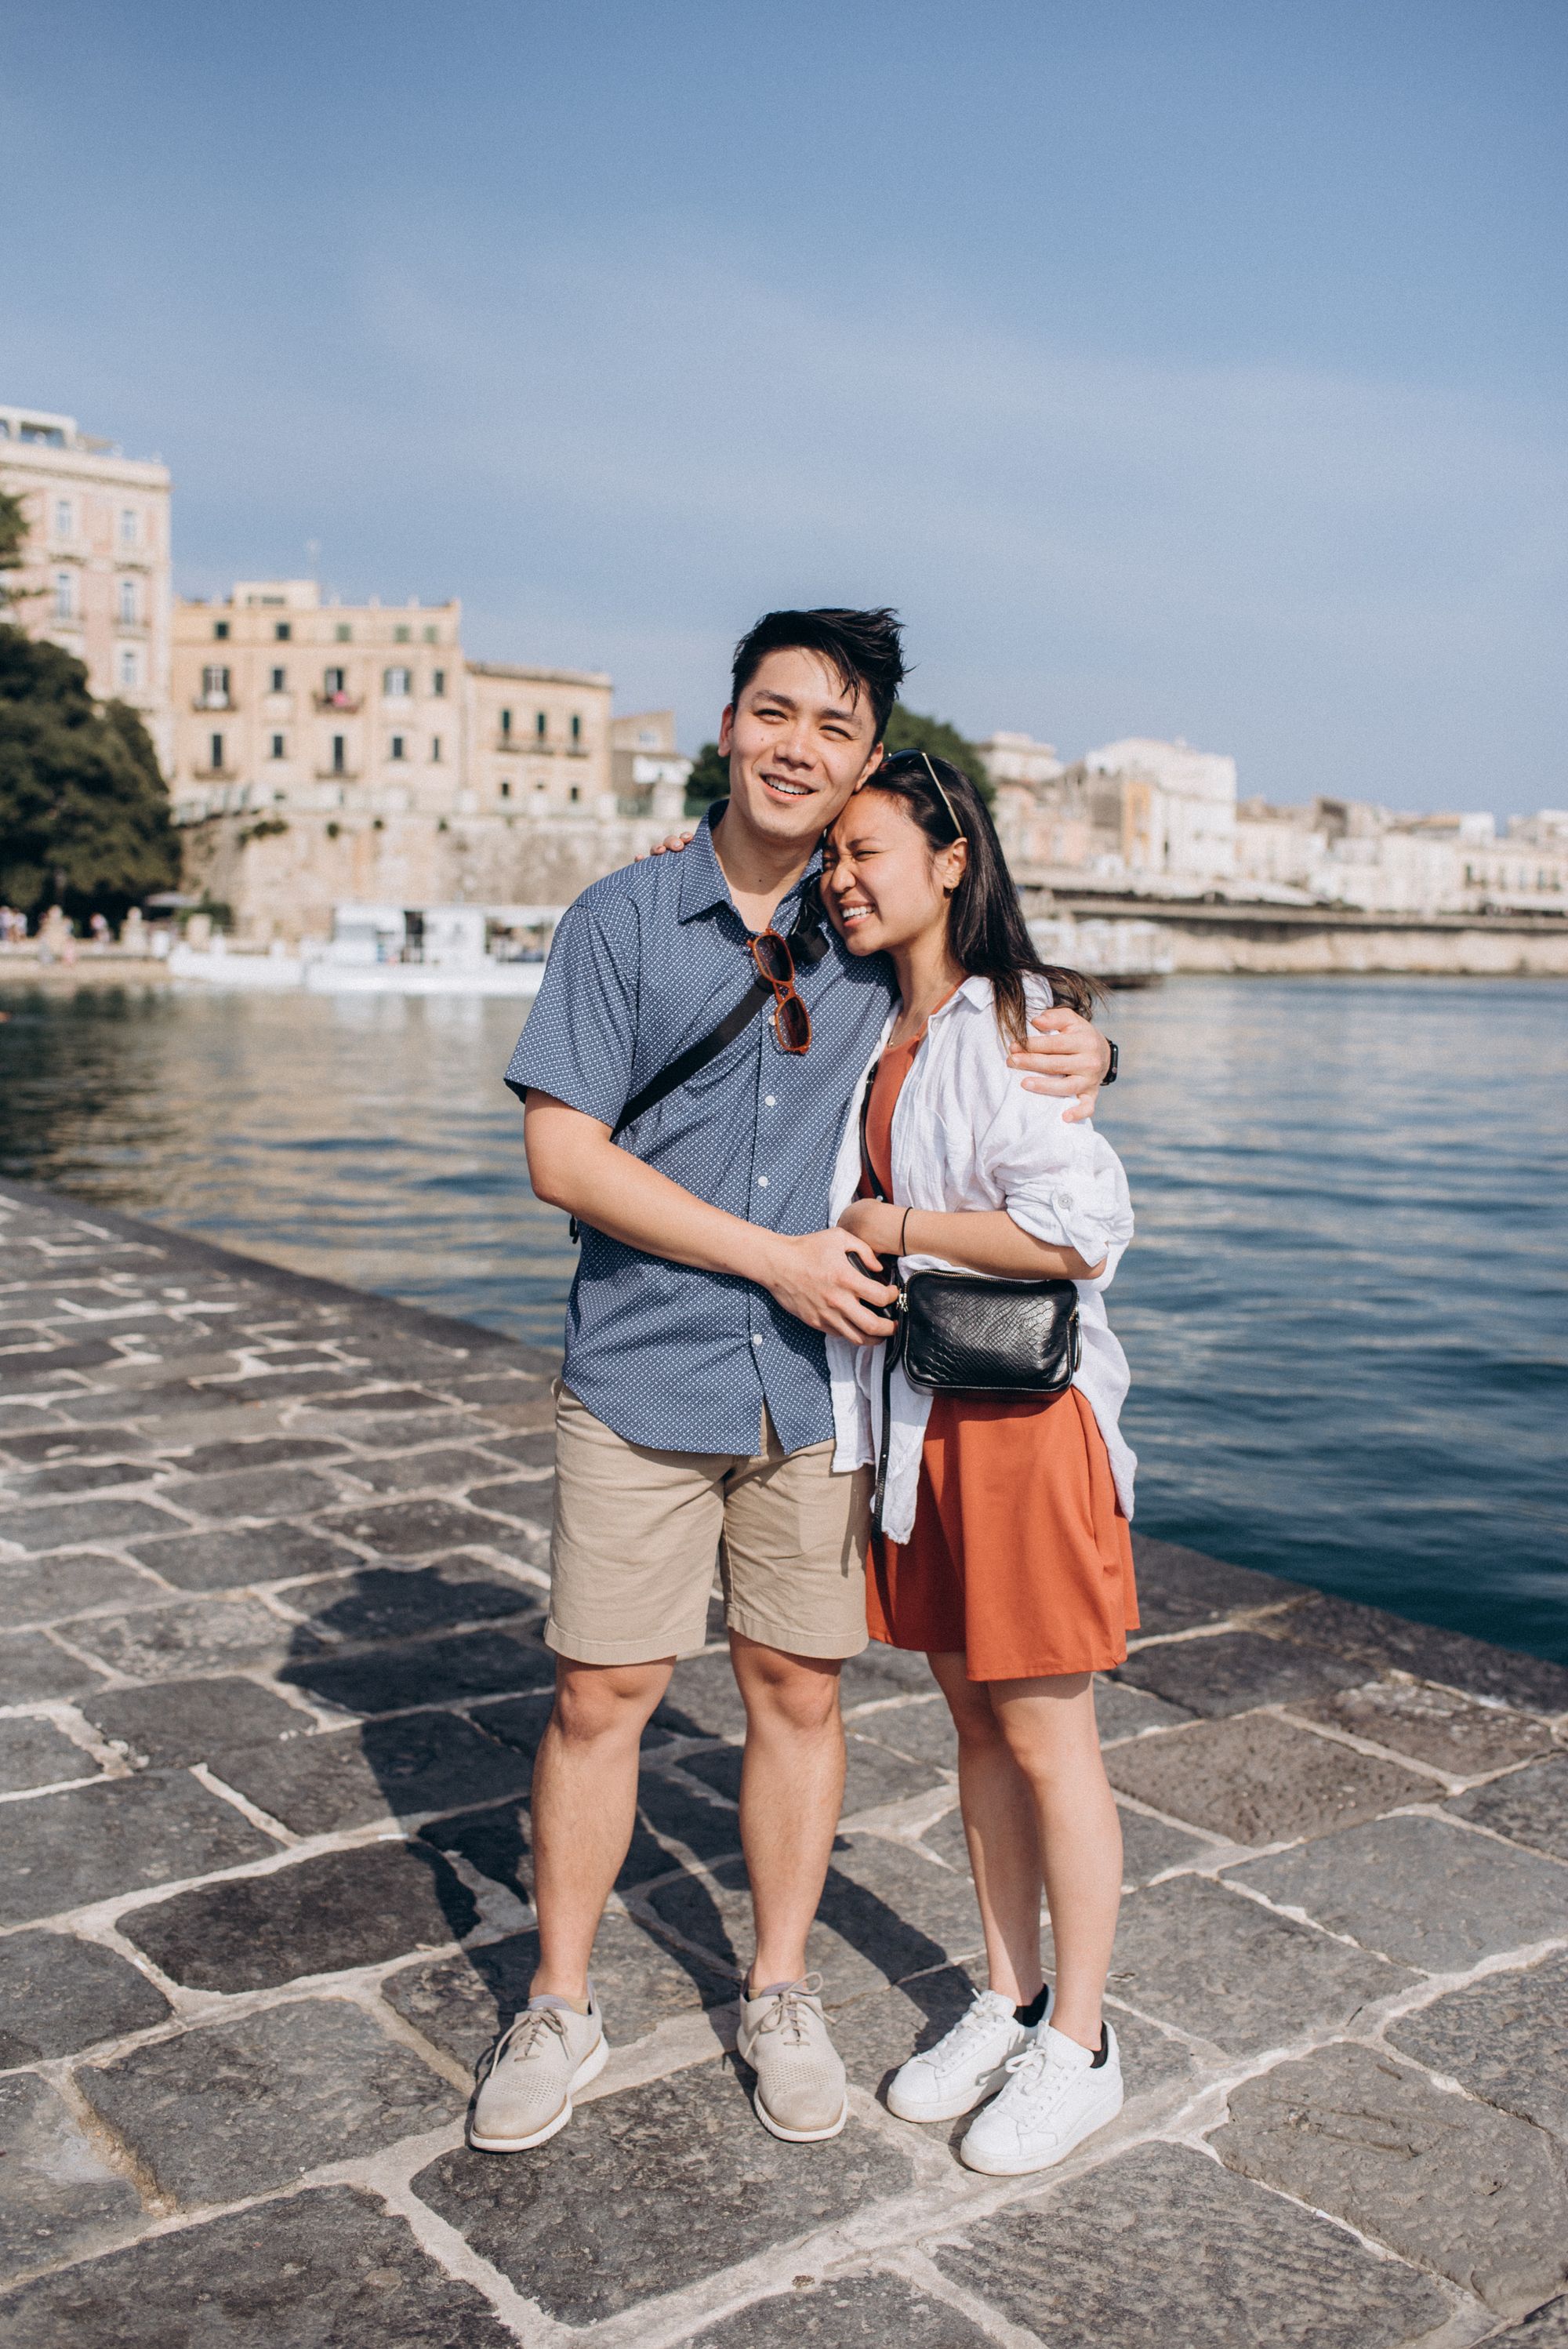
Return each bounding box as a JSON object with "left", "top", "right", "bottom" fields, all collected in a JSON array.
[
  {"left": 677, "top": 801, "right": 825, "bottom": 927},
  {"left": 930, "top": 972, "right": 994, "bottom": 1022}
]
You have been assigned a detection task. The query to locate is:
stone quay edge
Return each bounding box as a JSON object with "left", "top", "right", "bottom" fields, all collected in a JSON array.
[{"left": 1, "top": 1177, "right": 1565, "bottom": 2348}]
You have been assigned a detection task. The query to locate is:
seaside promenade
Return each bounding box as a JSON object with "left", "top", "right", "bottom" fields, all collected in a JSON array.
[{"left": 2, "top": 1181, "right": 1566, "bottom": 2347}]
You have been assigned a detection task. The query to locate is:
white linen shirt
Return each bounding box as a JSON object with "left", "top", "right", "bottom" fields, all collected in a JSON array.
[{"left": 824, "top": 973, "right": 1136, "bottom": 1545}]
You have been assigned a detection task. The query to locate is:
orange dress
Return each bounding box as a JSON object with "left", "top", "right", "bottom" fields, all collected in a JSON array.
[{"left": 862, "top": 1024, "right": 1138, "bottom": 1683}]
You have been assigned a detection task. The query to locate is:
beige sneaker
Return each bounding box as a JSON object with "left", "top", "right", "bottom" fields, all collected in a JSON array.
[
  {"left": 468, "top": 1990, "right": 608, "bottom": 2152},
  {"left": 735, "top": 1973, "right": 848, "bottom": 2143}
]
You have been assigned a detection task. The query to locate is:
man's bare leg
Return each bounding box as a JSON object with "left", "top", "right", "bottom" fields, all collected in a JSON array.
[
  {"left": 529, "top": 1655, "right": 673, "bottom": 2002},
  {"left": 729, "top": 1629, "right": 845, "bottom": 1988}
]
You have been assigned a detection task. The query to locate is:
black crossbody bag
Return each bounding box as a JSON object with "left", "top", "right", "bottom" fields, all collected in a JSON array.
[
  {"left": 565, "top": 888, "right": 832, "bottom": 1240},
  {"left": 857, "top": 1061, "right": 1081, "bottom": 1523}
]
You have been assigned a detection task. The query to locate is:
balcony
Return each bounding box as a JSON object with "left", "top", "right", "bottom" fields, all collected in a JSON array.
[
  {"left": 191, "top": 693, "right": 234, "bottom": 712},
  {"left": 191, "top": 764, "right": 239, "bottom": 783},
  {"left": 313, "top": 691, "right": 363, "bottom": 714},
  {"left": 314, "top": 765, "right": 361, "bottom": 782}
]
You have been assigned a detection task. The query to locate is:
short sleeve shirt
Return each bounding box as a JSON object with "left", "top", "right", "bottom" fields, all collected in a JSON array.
[{"left": 506, "top": 808, "right": 895, "bottom": 1455}]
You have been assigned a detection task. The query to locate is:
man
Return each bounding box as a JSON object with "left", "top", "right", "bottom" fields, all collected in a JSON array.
[{"left": 479, "top": 609, "right": 1112, "bottom": 2153}]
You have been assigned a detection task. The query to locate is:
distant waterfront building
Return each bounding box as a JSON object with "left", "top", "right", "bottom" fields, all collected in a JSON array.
[
  {"left": 0, "top": 401, "right": 173, "bottom": 768},
  {"left": 170, "top": 583, "right": 690, "bottom": 942},
  {"left": 611, "top": 710, "right": 693, "bottom": 811},
  {"left": 1233, "top": 798, "right": 1568, "bottom": 915}
]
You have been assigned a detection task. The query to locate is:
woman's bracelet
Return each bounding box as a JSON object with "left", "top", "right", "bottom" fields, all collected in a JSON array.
[{"left": 898, "top": 1207, "right": 912, "bottom": 1256}]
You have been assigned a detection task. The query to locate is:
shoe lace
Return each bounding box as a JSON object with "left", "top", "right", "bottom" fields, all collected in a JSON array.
[
  {"left": 755, "top": 1972, "right": 824, "bottom": 2047},
  {"left": 999, "top": 2040, "right": 1078, "bottom": 2116},
  {"left": 929, "top": 1993, "right": 1011, "bottom": 2068},
  {"left": 482, "top": 2004, "right": 569, "bottom": 2079}
]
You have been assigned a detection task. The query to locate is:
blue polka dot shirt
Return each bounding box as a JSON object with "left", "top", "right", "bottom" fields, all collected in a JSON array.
[{"left": 506, "top": 808, "right": 895, "bottom": 1455}]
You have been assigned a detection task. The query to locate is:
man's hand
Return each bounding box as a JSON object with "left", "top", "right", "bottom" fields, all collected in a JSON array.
[
  {"left": 634, "top": 826, "right": 698, "bottom": 860},
  {"left": 1009, "top": 1005, "right": 1112, "bottom": 1124},
  {"left": 762, "top": 1228, "right": 898, "bottom": 1342}
]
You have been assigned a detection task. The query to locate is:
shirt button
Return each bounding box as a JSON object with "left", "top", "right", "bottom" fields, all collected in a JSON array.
[
  {"left": 757, "top": 1175, "right": 768, "bottom": 1188},
  {"left": 751, "top": 1333, "right": 763, "bottom": 1345},
  {"left": 764, "top": 1095, "right": 776, "bottom": 1106}
]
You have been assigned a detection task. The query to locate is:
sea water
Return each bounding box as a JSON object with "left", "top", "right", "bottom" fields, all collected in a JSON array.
[{"left": 2, "top": 974, "right": 1564, "bottom": 1663}]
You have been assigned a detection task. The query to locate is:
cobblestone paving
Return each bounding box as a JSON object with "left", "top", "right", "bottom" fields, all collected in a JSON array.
[{"left": 2, "top": 1179, "right": 1566, "bottom": 2347}]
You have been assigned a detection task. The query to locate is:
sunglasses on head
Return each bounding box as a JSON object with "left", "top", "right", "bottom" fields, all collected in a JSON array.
[{"left": 884, "top": 749, "right": 967, "bottom": 844}]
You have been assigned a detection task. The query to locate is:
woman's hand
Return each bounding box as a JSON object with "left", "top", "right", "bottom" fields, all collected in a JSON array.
[
  {"left": 634, "top": 827, "right": 698, "bottom": 860},
  {"left": 1008, "top": 1006, "right": 1112, "bottom": 1123},
  {"left": 837, "top": 1197, "right": 905, "bottom": 1256}
]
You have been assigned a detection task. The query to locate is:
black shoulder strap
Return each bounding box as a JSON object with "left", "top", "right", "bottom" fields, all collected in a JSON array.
[{"left": 608, "top": 883, "right": 829, "bottom": 1143}]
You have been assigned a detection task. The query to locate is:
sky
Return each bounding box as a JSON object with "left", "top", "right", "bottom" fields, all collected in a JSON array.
[{"left": 4, "top": 1, "right": 1566, "bottom": 815}]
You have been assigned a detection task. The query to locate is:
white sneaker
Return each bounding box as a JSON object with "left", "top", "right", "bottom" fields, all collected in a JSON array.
[
  {"left": 959, "top": 2021, "right": 1123, "bottom": 2176},
  {"left": 887, "top": 1986, "right": 1053, "bottom": 2125},
  {"left": 468, "top": 1990, "right": 608, "bottom": 2151},
  {"left": 735, "top": 1973, "right": 848, "bottom": 2143}
]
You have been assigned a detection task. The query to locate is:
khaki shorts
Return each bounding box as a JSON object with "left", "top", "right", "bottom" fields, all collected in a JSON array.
[{"left": 546, "top": 1385, "right": 872, "bottom": 1666}]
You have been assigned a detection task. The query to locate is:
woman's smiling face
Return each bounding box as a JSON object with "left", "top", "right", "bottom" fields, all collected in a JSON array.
[{"left": 822, "top": 787, "right": 967, "bottom": 957}]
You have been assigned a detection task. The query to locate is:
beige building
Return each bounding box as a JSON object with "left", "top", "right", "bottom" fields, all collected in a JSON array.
[
  {"left": 611, "top": 709, "right": 692, "bottom": 813},
  {"left": 0, "top": 401, "right": 172, "bottom": 766},
  {"left": 170, "top": 580, "right": 687, "bottom": 940}
]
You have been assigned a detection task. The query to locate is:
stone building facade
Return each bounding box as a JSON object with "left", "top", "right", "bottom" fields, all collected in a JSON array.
[
  {"left": 169, "top": 583, "right": 686, "bottom": 942},
  {"left": 0, "top": 401, "right": 173, "bottom": 768}
]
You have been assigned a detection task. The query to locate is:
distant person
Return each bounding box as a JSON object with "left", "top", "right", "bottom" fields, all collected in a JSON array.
[
  {"left": 827, "top": 753, "right": 1135, "bottom": 2174},
  {"left": 485, "top": 608, "right": 1112, "bottom": 2154}
]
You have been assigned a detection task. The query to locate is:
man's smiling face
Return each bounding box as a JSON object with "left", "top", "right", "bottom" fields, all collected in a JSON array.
[{"left": 717, "top": 647, "right": 884, "bottom": 851}]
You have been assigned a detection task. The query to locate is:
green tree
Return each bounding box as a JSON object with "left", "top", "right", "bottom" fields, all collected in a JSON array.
[
  {"left": 882, "top": 703, "right": 995, "bottom": 804},
  {"left": 0, "top": 626, "right": 180, "bottom": 926},
  {"left": 0, "top": 484, "right": 35, "bottom": 612},
  {"left": 684, "top": 739, "right": 730, "bottom": 815}
]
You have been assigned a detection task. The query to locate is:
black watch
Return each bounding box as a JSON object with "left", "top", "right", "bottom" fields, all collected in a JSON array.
[{"left": 1102, "top": 1040, "right": 1119, "bottom": 1087}]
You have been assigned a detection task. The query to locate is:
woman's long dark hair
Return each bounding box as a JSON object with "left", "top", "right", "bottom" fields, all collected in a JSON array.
[{"left": 860, "top": 750, "right": 1098, "bottom": 1044}]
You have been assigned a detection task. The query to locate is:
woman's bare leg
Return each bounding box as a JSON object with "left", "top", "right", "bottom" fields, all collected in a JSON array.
[
  {"left": 988, "top": 1672, "right": 1120, "bottom": 2051},
  {"left": 927, "top": 1649, "right": 1044, "bottom": 2007}
]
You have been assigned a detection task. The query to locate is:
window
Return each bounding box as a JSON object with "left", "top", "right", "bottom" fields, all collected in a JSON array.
[
  {"left": 390, "top": 735, "right": 406, "bottom": 761},
  {"left": 324, "top": 667, "right": 347, "bottom": 698},
  {"left": 215, "top": 620, "right": 230, "bottom": 640},
  {"left": 394, "top": 624, "right": 411, "bottom": 644},
  {"left": 270, "top": 734, "right": 285, "bottom": 760},
  {"left": 119, "top": 508, "right": 138, "bottom": 550},
  {"left": 535, "top": 710, "right": 547, "bottom": 740},
  {"left": 55, "top": 498, "right": 74, "bottom": 538},
  {"left": 423, "top": 626, "right": 437, "bottom": 644},
  {"left": 383, "top": 666, "right": 412, "bottom": 697},
  {"left": 54, "top": 572, "right": 73, "bottom": 619},
  {"left": 118, "top": 648, "right": 140, "bottom": 691},
  {"left": 430, "top": 735, "right": 442, "bottom": 763},
  {"left": 201, "top": 664, "right": 230, "bottom": 703},
  {"left": 331, "top": 735, "right": 346, "bottom": 775},
  {"left": 270, "top": 666, "right": 286, "bottom": 692},
  {"left": 210, "top": 733, "right": 225, "bottom": 771},
  {"left": 571, "top": 712, "right": 582, "bottom": 743},
  {"left": 500, "top": 708, "right": 512, "bottom": 737},
  {"left": 431, "top": 668, "right": 445, "bottom": 697},
  {"left": 274, "top": 621, "right": 291, "bottom": 642},
  {"left": 569, "top": 784, "right": 582, "bottom": 803},
  {"left": 500, "top": 778, "right": 511, "bottom": 799},
  {"left": 118, "top": 578, "right": 138, "bottom": 625},
  {"left": 335, "top": 623, "right": 351, "bottom": 643}
]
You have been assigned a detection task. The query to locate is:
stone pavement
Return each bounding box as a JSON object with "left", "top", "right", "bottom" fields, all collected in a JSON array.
[{"left": 2, "top": 1176, "right": 1566, "bottom": 2349}]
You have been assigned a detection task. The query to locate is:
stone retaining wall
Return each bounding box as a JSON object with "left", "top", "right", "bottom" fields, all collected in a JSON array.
[{"left": 2, "top": 1182, "right": 1566, "bottom": 2346}]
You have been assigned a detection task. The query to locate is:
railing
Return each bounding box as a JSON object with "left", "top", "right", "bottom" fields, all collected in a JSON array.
[
  {"left": 190, "top": 765, "right": 239, "bottom": 782},
  {"left": 191, "top": 694, "right": 234, "bottom": 711},
  {"left": 314, "top": 766, "right": 361, "bottom": 782},
  {"left": 312, "top": 692, "right": 363, "bottom": 713}
]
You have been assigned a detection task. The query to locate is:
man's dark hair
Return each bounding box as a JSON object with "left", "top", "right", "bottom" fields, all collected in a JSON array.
[{"left": 730, "top": 608, "right": 906, "bottom": 742}]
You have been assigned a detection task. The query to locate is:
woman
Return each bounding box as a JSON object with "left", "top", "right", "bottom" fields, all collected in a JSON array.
[{"left": 821, "top": 750, "right": 1136, "bottom": 2177}]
